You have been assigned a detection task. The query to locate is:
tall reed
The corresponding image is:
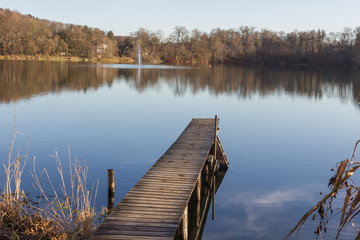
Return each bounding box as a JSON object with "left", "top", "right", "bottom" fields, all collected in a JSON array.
[{"left": 0, "top": 127, "right": 100, "bottom": 239}]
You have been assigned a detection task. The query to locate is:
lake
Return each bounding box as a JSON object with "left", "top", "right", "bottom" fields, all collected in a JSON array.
[{"left": 1, "top": 60, "right": 360, "bottom": 239}]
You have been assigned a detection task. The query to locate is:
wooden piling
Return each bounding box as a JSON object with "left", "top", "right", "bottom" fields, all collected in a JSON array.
[
  {"left": 196, "top": 177, "right": 201, "bottom": 227},
  {"left": 212, "top": 169, "right": 216, "bottom": 220},
  {"left": 203, "top": 161, "right": 209, "bottom": 196},
  {"left": 214, "top": 115, "right": 218, "bottom": 160},
  {"left": 182, "top": 205, "right": 188, "bottom": 240},
  {"left": 107, "top": 169, "right": 115, "bottom": 211}
]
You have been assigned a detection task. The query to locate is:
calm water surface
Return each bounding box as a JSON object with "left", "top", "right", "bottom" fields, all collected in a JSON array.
[{"left": 1, "top": 60, "right": 360, "bottom": 239}]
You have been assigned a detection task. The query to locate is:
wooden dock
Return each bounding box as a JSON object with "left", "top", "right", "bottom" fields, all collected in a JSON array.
[{"left": 92, "top": 117, "right": 229, "bottom": 240}]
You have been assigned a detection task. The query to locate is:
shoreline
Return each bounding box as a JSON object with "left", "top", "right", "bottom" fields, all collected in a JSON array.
[
  {"left": 1, "top": 55, "right": 359, "bottom": 69},
  {"left": 0, "top": 55, "right": 135, "bottom": 64}
]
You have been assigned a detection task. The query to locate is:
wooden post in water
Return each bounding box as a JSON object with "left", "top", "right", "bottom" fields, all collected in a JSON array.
[
  {"left": 181, "top": 205, "right": 188, "bottom": 240},
  {"left": 212, "top": 160, "right": 218, "bottom": 221},
  {"left": 196, "top": 176, "right": 201, "bottom": 227},
  {"left": 202, "top": 159, "right": 209, "bottom": 199},
  {"left": 208, "top": 155, "right": 213, "bottom": 190},
  {"left": 214, "top": 115, "right": 218, "bottom": 164},
  {"left": 107, "top": 169, "right": 115, "bottom": 211}
]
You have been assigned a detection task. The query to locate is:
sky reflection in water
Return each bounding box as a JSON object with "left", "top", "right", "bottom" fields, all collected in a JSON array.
[{"left": 1, "top": 61, "right": 360, "bottom": 239}]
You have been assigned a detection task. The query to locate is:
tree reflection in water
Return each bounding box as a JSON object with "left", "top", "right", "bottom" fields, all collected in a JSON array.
[{"left": 1, "top": 61, "right": 359, "bottom": 108}]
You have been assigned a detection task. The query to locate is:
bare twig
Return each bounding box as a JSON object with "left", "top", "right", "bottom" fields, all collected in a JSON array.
[{"left": 286, "top": 140, "right": 360, "bottom": 239}]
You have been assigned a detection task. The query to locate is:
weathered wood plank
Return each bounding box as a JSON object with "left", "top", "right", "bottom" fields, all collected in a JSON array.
[
  {"left": 138, "top": 176, "right": 200, "bottom": 182},
  {"left": 132, "top": 182, "right": 194, "bottom": 188},
  {"left": 98, "top": 220, "right": 179, "bottom": 227},
  {"left": 126, "top": 190, "right": 190, "bottom": 197},
  {"left": 135, "top": 180, "right": 196, "bottom": 188},
  {"left": 104, "top": 216, "right": 180, "bottom": 223},
  {"left": 115, "top": 206, "right": 182, "bottom": 213},
  {"left": 110, "top": 210, "right": 182, "bottom": 217},
  {"left": 126, "top": 190, "right": 189, "bottom": 196},
  {"left": 119, "top": 198, "right": 186, "bottom": 204},
  {"left": 92, "top": 236, "right": 171, "bottom": 240},
  {"left": 118, "top": 202, "right": 181, "bottom": 209},
  {"left": 94, "top": 229, "right": 175, "bottom": 237},
  {"left": 143, "top": 171, "right": 201, "bottom": 176},
  {"left": 129, "top": 184, "right": 194, "bottom": 191},
  {"left": 98, "top": 227, "right": 176, "bottom": 232},
  {"left": 96, "top": 225, "right": 177, "bottom": 232},
  {"left": 118, "top": 201, "right": 184, "bottom": 208}
]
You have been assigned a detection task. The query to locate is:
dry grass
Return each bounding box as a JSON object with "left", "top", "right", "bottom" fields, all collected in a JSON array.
[
  {"left": 100, "top": 57, "right": 135, "bottom": 64},
  {"left": 286, "top": 140, "right": 360, "bottom": 239},
  {"left": 0, "top": 126, "right": 101, "bottom": 239}
]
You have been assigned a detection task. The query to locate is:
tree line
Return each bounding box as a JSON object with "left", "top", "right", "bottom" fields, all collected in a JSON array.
[
  {"left": 0, "top": 9, "right": 117, "bottom": 58},
  {"left": 1, "top": 8, "right": 360, "bottom": 66},
  {"left": 122, "top": 26, "right": 360, "bottom": 66}
]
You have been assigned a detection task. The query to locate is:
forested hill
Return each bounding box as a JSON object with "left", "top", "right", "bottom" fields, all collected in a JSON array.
[
  {"left": 0, "top": 9, "right": 117, "bottom": 58},
  {"left": 1, "top": 8, "right": 360, "bottom": 66}
]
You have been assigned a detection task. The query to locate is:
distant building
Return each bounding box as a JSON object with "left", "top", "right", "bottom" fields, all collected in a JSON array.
[{"left": 97, "top": 44, "right": 108, "bottom": 55}]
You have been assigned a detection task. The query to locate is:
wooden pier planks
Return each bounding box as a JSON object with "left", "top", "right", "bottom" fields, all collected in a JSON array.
[{"left": 92, "top": 118, "right": 217, "bottom": 240}]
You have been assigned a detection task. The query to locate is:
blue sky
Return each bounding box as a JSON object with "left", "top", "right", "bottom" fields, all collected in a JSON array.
[{"left": 1, "top": 0, "right": 359, "bottom": 36}]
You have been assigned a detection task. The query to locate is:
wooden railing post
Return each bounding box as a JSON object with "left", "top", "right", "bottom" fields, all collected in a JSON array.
[
  {"left": 212, "top": 115, "right": 219, "bottom": 220},
  {"left": 214, "top": 115, "right": 218, "bottom": 161}
]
